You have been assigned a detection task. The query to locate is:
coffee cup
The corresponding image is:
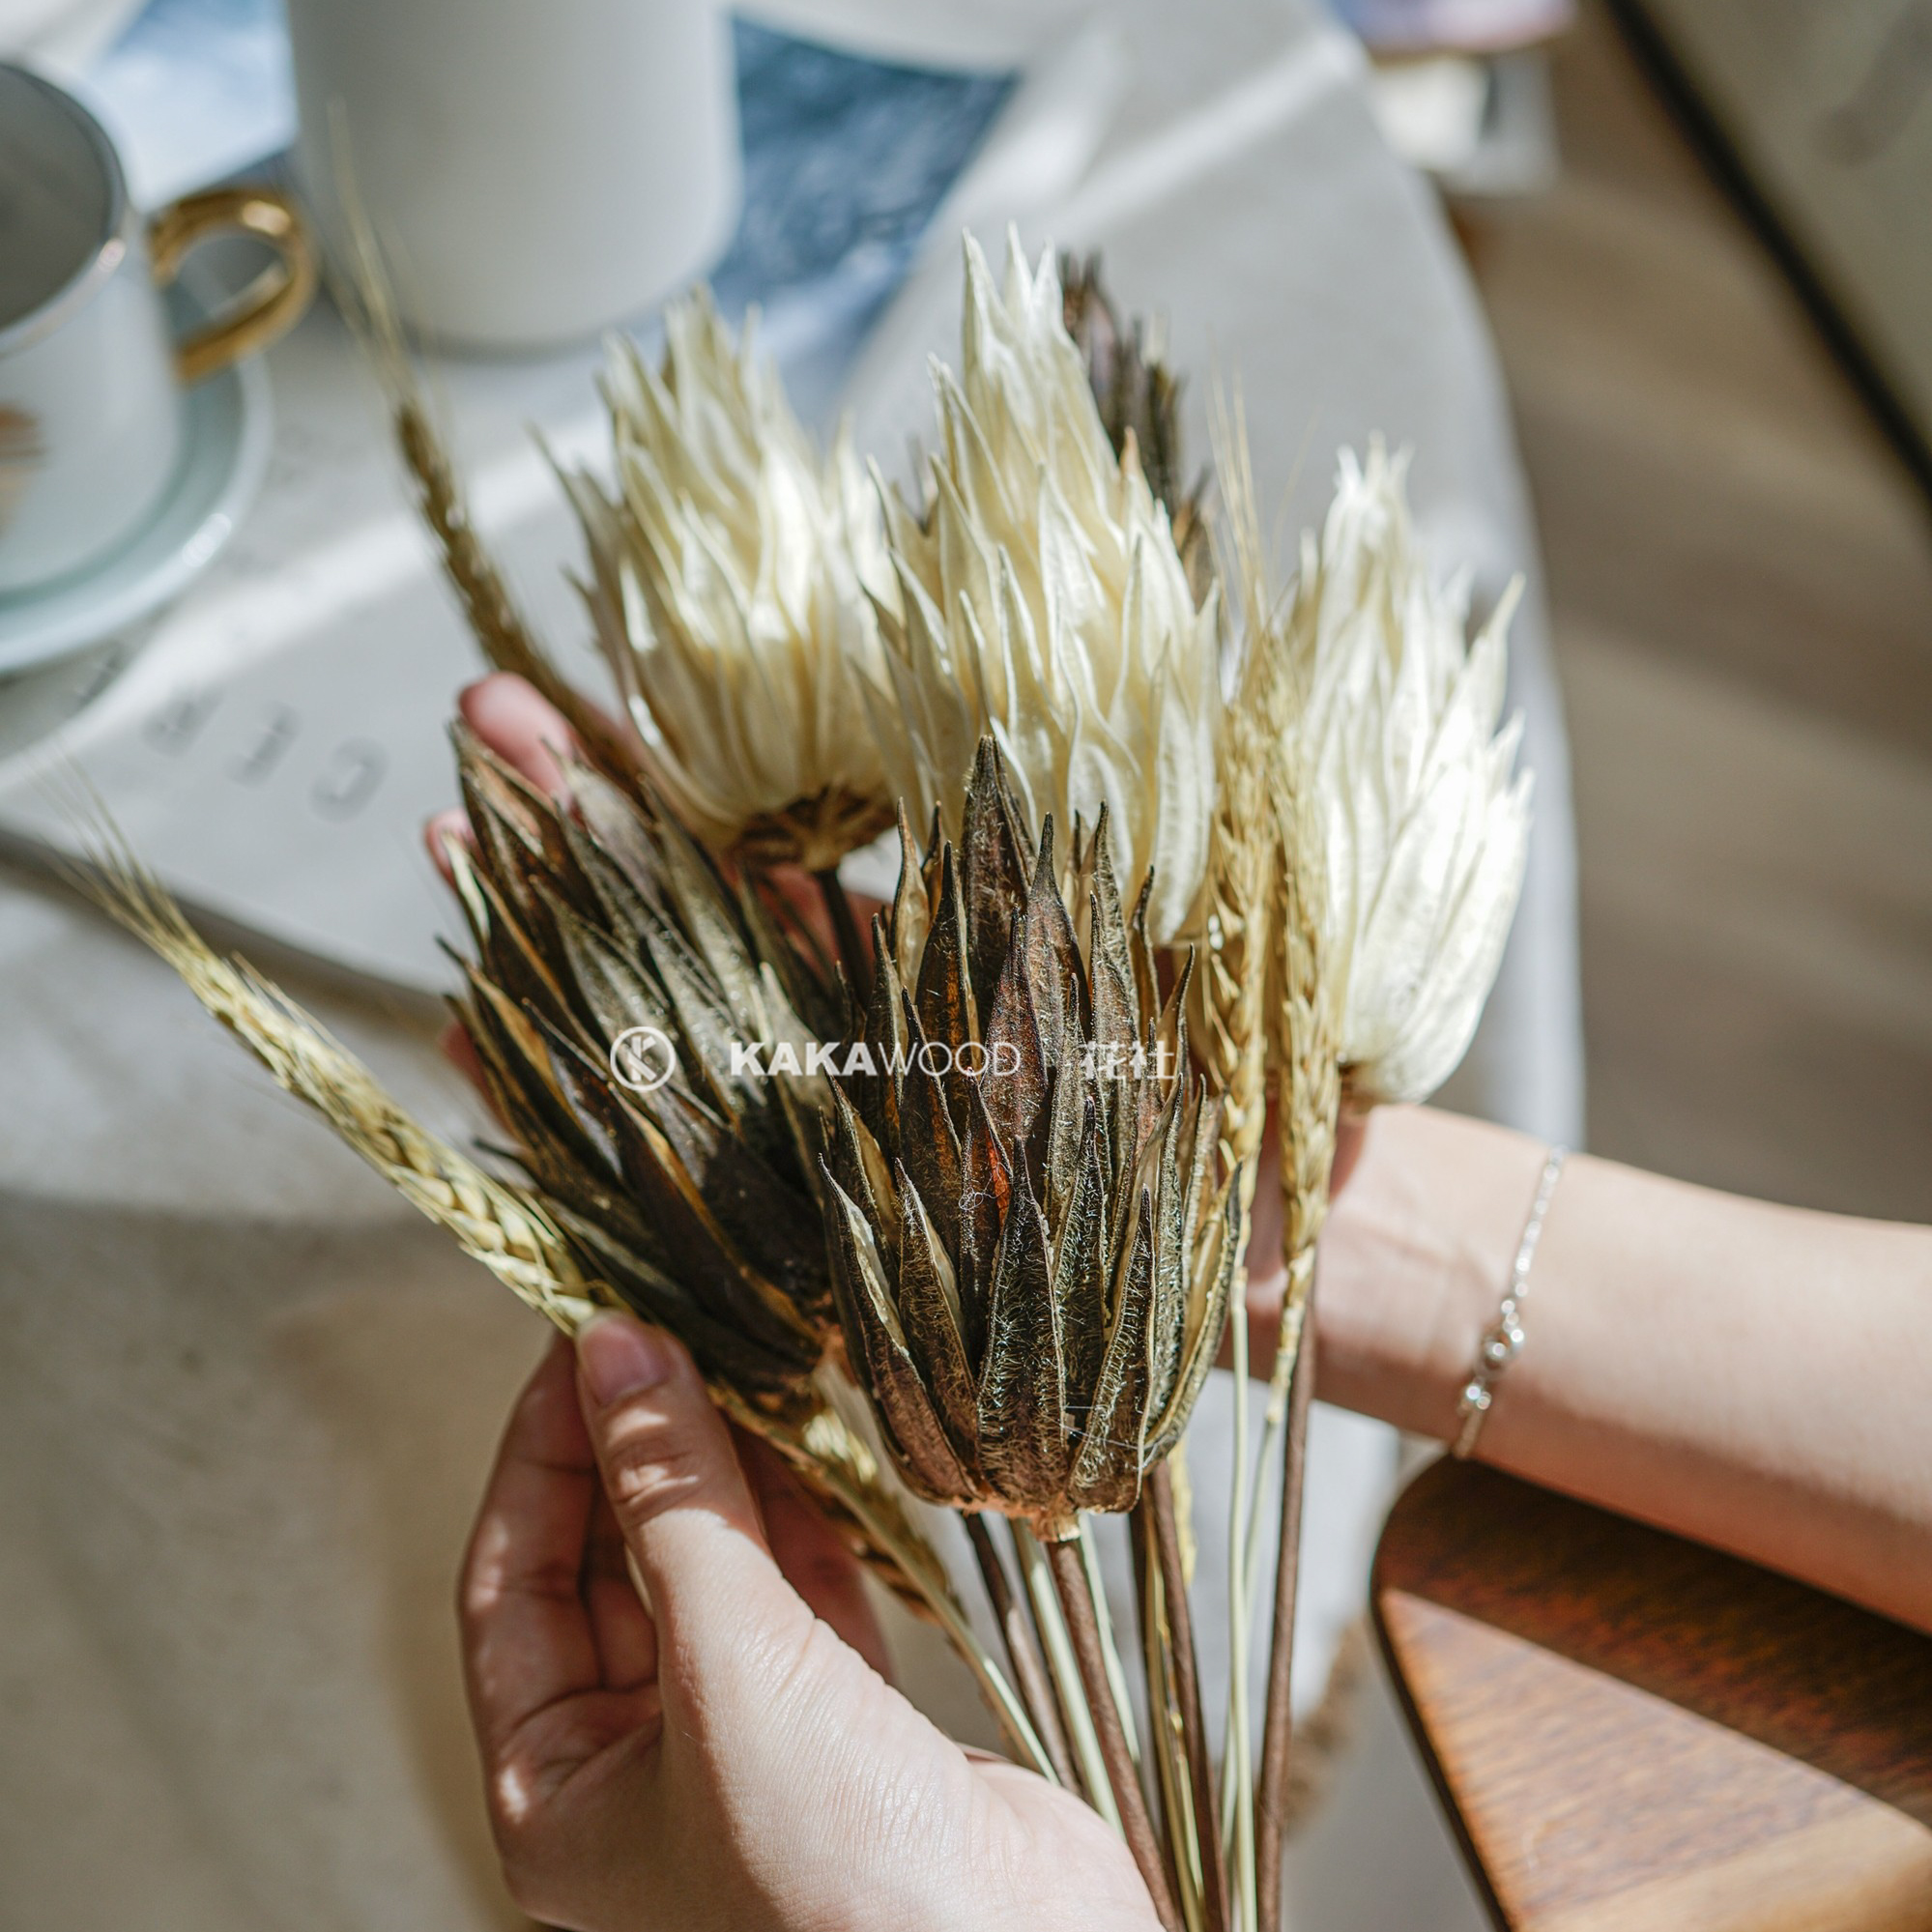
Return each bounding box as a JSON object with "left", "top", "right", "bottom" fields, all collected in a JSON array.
[
  {"left": 285, "top": 0, "right": 739, "bottom": 352},
  {"left": 0, "top": 63, "right": 317, "bottom": 596}
]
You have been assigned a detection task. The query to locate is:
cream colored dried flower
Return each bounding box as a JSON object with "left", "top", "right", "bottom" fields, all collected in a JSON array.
[
  {"left": 1285, "top": 441, "right": 1532, "bottom": 1106},
  {"left": 869, "top": 232, "right": 1223, "bottom": 945},
  {"left": 562, "top": 291, "right": 898, "bottom": 871}
]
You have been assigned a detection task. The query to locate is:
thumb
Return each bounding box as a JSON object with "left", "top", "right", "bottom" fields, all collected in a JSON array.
[{"left": 573, "top": 1313, "right": 805, "bottom": 1664}]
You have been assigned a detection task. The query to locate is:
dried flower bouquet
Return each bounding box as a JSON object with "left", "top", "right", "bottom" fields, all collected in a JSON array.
[{"left": 93, "top": 232, "right": 1530, "bottom": 1932}]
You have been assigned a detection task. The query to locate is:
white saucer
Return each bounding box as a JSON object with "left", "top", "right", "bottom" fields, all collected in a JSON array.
[{"left": 0, "top": 294, "right": 273, "bottom": 677}]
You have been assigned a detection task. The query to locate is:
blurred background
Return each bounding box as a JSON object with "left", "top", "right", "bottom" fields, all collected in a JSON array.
[{"left": 1453, "top": 1, "right": 1932, "bottom": 1227}]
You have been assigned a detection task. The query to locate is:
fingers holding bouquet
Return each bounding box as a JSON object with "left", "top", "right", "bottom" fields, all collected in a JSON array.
[{"left": 461, "top": 1314, "right": 1161, "bottom": 1932}]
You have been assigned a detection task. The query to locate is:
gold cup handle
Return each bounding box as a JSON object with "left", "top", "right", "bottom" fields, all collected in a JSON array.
[{"left": 148, "top": 187, "right": 320, "bottom": 387}]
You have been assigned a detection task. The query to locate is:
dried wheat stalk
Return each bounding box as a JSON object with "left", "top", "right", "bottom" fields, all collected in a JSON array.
[
  {"left": 1197, "top": 394, "right": 1284, "bottom": 1931},
  {"left": 81, "top": 844, "right": 603, "bottom": 1333},
  {"left": 1249, "top": 603, "right": 1341, "bottom": 1932},
  {"left": 1206, "top": 393, "right": 1348, "bottom": 1930},
  {"left": 1253, "top": 719, "right": 1341, "bottom": 1932}
]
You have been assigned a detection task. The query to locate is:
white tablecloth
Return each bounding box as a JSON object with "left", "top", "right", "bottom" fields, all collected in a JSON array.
[{"left": 0, "top": 3, "right": 1581, "bottom": 1925}]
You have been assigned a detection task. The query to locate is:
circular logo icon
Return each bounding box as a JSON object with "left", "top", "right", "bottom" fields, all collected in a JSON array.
[{"left": 609, "top": 1024, "right": 677, "bottom": 1095}]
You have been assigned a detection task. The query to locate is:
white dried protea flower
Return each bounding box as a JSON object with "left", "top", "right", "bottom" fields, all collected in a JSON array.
[
  {"left": 1286, "top": 441, "right": 1532, "bottom": 1106},
  {"left": 869, "top": 232, "right": 1223, "bottom": 946},
  {"left": 563, "top": 290, "right": 898, "bottom": 872}
]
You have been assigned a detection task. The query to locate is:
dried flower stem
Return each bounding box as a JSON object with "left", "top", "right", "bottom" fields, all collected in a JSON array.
[
  {"left": 1081, "top": 1521, "right": 1144, "bottom": 1773},
  {"left": 1134, "top": 1513, "right": 1205, "bottom": 1932},
  {"left": 1017, "top": 1522, "right": 1116, "bottom": 1823},
  {"left": 1221, "top": 1284, "right": 1260, "bottom": 1929},
  {"left": 1141, "top": 1463, "right": 1229, "bottom": 1932},
  {"left": 1254, "top": 1293, "right": 1318, "bottom": 1932},
  {"left": 966, "top": 1514, "right": 1078, "bottom": 1789},
  {"left": 1046, "top": 1535, "right": 1184, "bottom": 1932}
]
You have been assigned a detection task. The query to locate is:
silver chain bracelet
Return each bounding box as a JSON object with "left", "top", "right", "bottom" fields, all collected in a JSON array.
[{"left": 1451, "top": 1145, "right": 1568, "bottom": 1460}]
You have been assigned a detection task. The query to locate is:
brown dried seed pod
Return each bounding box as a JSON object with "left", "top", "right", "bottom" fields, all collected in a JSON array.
[
  {"left": 446, "top": 726, "right": 843, "bottom": 1399},
  {"left": 822, "top": 736, "right": 1242, "bottom": 1539}
]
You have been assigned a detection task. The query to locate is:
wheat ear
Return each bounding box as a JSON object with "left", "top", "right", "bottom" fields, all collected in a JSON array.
[
  {"left": 80, "top": 844, "right": 604, "bottom": 1333},
  {"left": 1197, "top": 387, "right": 1278, "bottom": 1201},
  {"left": 1195, "top": 701, "right": 1274, "bottom": 1202},
  {"left": 1261, "top": 737, "right": 1339, "bottom": 1419}
]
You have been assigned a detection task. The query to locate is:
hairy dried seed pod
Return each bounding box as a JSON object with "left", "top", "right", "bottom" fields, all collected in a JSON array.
[
  {"left": 822, "top": 737, "right": 1241, "bottom": 1539},
  {"left": 446, "top": 725, "right": 842, "bottom": 1399}
]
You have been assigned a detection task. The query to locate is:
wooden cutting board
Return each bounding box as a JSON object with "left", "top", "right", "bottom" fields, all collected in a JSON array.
[{"left": 1372, "top": 1458, "right": 1932, "bottom": 1931}]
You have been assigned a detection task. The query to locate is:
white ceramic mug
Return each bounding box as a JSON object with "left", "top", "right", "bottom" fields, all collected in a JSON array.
[
  {"left": 0, "top": 64, "right": 316, "bottom": 597},
  {"left": 285, "top": 0, "right": 742, "bottom": 352}
]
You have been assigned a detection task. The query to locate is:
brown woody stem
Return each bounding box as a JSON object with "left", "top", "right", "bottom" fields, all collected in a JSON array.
[
  {"left": 1254, "top": 1278, "right": 1319, "bottom": 1932},
  {"left": 1144, "top": 1462, "right": 1229, "bottom": 1932},
  {"left": 1046, "top": 1534, "right": 1183, "bottom": 1932},
  {"left": 966, "top": 1514, "right": 1079, "bottom": 1790},
  {"left": 1128, "top": 1511, "right": 1190, "bottom": 1927},
  {"left": 814, "top": 865, "right": 870, "bottom": 1000}
]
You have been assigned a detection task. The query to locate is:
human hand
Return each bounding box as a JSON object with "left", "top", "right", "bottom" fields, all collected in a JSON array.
[
  {"left": 461, "top": 1315, "right": 1161, "bottom": 1932},
  {"left": 433, "top": 676, "right": 1155, "bottom": 1927}
]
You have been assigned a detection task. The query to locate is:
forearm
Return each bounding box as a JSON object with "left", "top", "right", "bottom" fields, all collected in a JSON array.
[{"left": 1270, "top": 1105, "right": 1932, "bottom": 1633}]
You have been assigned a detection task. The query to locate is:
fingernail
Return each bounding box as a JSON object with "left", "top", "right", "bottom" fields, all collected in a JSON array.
[
  {"left": 577, "top": 1315, "right": 674, "bottom": 1406},
  {"left": 424, "top": 810, "right": 468, "bottom": 869}
]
